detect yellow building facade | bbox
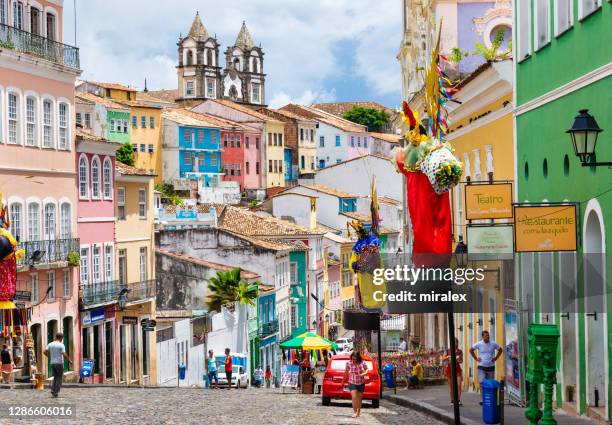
[119,102,163,180]
[114,162,158,385]
[447,60,513,390]
[265,121,286,188]
[340,243,356,309]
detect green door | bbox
[46,320,57,376]
[63,318,71,370]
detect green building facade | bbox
[515,0,611,420]
[106,110,131,143]
[290,250,308,338]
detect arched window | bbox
[58,102,68,149]
[7,92,20,144]
[206,49,213,66]
[91,157,101,198]
[27,202,40,241]
[233,58,240,71]
[25,96,37,146]
[43,203,56,240]
[252,57,259,73]
[9,202,23,241]
[60,203,71,239]
[229,86,238,101]
[79,156,89,198]
[186,50,193,65]
[42,99,53,148]
[103,158,113,199]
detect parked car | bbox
[335,338,353,352]
[321,353,380,408]
[217,365,249,388]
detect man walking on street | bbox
[224,348,232,390]
[43,333,72,398]
[206,349,218,389]
[470,330,502,393]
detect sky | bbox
[63,0,403,109]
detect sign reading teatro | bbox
[514,204,577,252]
[465,183,513,220]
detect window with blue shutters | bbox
[335,135,340,146]
[132,116,137,128]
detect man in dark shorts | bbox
[224,348,232,389]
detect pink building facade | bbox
[0,0,81,379]
[346,132,370,160]
[75,130,120,383]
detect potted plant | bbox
[67,250,80,267]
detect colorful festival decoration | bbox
[349,178,385,310]
[0,191,24,309]
[393,22,463,258]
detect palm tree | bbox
[206,268,259,358]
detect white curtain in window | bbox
[44,203,56,240]
[60,203,71,238]
[9,203,22,241]
[27,203,40,241]
[79,157,88,198]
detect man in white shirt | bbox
[398,337,407,352]
[469,330,502,387]
[44,333,72,397]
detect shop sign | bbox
[13,291,32,302]
[467,225,514,260]
[176,209,197,219]
[82,308,106,326]
[514,204,577,252]
[80,358,95,378]
[465,183,513,220]
[122,316,138,325]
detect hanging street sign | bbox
[467,225,514,259]
[465,182,513,220]
[514,204,577,252]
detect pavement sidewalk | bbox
[383,384,599,425]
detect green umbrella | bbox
[279,332,338,351]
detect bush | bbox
[67,250,80,267]
[116,142,135,166]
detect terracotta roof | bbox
[323,232,352,244]
[271,192,318,200]
[186,109,260,132]
[380,226,399,235]
[318,223,342,234]
[157,249,260,279]
[115,161,156,177]
[75,92,129,110]
[187,12,209,40]
[298,184,359,199]
[340,211,371,222]
[162,108,234,129]
[234,21,255,49]
[312,101,395,116]
[217,205,325,237]
[378,196,400,206]
[226,230,305,251]
[111,99,162,109]
[81,80,137,92]
[163,204,211,214]
[369,132,401,144]
[258,283,276,294]
[136,91,178,107]
[143,89,179,104]
[327,257,340,266]
[456,61,495,89]
[75,128,114,144]
[213,99,283,124]
[279,104,366,133]
[262,108,316,124]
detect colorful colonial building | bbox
[0,0,81,381]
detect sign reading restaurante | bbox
[465,182,513,220]
[514,204,577,252]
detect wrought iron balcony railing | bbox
[81,280,119,307]
[0,23,80,69]
[17,238,80,268]
[80,279,156,308]
[258,320,278,337]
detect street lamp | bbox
[566,109,609,167]
[454,237,468,268]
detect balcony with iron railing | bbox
[0,22,80,69]
[80,279,156,308]
[16,238,80,269]
[258,320,278,338]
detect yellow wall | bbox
[107,88,136,101]
[449,92,513,391]
[340,244,355,305]
[265,122,286,187]
[131,106,163,180]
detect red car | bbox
[321,353,380,408]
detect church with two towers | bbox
[176,12,265,106]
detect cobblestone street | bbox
[0,387,444,425]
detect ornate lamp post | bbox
[566,109,609,167]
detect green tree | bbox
[343,107,389,132]
[206,268,258,313]
[472,27,511,61]
[115,142,135,166]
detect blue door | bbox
[319,159,325,169]
[284,149,293,181]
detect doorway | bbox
[559,252,578,409]
[583,206,606,415]
[62,317,72,370]
[119,325,127,382]
[46,320,58,376]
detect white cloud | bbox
[268,88,336,108]
[65,0,401,104]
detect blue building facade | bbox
[178,126,223,187]
[258,290,278,380]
